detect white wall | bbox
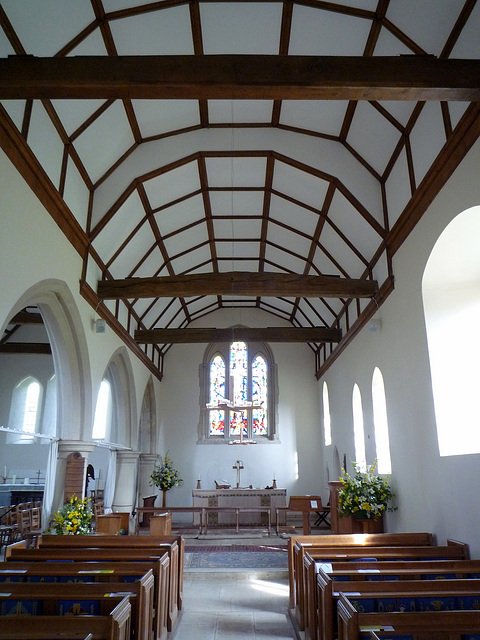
[320,138,480,556]
[3,134,480,552]
[0,148,161,511]
[153,307,325,507]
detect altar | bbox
[192,488,287,527]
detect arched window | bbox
[201,338,277,442]
[322,381,332,446]
[423,205,480,456]
[352,384,366,470]
[372,367,392,474]
[8,377,42,443]
[92,379,112,441]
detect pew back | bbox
[316,561,480,640]
[337,592,480,640]
[3,555,171,640]
[287,533,435,608]
[38,534,185,611]
[0,593,131,640]
[294,542,469,630]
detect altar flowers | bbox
[150,452,183,507]
[338,461,396,520]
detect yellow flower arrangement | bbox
[47,495,93,535]
[150,452,183,491]
[338,461,396,520]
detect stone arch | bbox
[138,377,157,454]
[101,347,137,448]
[1,279,91,441]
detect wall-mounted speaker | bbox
[94,319,106,334]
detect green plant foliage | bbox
[150,452,183,491]
[338,461,396,520]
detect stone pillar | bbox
[112,450,141,534]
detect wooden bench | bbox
[0,578,153,640]
[6,545,179,634]
[295,540,469,632]
[0,591,131,640]
[316,558,480,640]
[0,560,169,640]
[287,532,436,609]
[366,629,480,640]
[298,540,469,633]
[38,534,184,612]
[337,591,480,640]
[0,634,93,640]
[317,574,480,640]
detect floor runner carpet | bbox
[184,550,288,569]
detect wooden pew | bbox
[316,558,480,640]
[295,539,468,632]
[0,634,93,640]
[366,630,480,640]
[38,534,185,611]
[287,532,436,609]
[337,592,480,640]
[317,575,480,640]
[0,560,169,640]
[0,580,152,640]
[6,546,178,634]
[0,592,131,640]
[1,635,94,640]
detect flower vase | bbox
[162,489,167,509]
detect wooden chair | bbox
[19,507,42,548]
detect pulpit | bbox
[329,480,383,534]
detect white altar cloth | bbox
[192,488,287,526]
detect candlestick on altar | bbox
[233,459,244,488]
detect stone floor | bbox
[169,531,296,640]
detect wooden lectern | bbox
[286,496,326,535]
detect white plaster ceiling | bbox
[0,0,479,376]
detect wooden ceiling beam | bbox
[0,343,52,354]
[135,326,342,344]
[98,272,378,299]
[0,56,479,101]
[9,311,43,325]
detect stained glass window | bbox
[205,340,272,441]
[209,355,226,436]
[252,355,267,435]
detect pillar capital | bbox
[57,439,96,459]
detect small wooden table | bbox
[202,506,271,535]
